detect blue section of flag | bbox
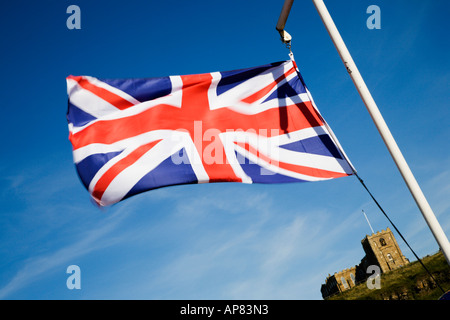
[124,148,198,200]
[67,102,97,128]
[76,151,123,188]
[280,135,343,159]
[237,152,307,184]
[102,77,172,102]
[216,62,284,96]
[264,77,307,102]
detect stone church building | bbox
[321,227,409,299]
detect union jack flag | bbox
[67,59,354,206]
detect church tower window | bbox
[341,277,349,289]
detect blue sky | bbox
[0,0,449,300]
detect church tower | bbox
[361,227,409,273]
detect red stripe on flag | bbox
[70,100,323,151]
[179,73,243,183]
[241,66,297,104]
[92,139,162,203]
[68,76,136,110]
[235,141,348,179]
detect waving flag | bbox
[67,59,354,206]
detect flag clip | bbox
[279,29,292,43]
[278,29,293,56]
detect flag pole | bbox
[362,210,375,235]
[275,0,294,43]
[309,0,450,264]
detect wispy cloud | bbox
[112,194,371,300]
[0,162,142,299]
[0,201,133,299]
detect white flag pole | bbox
[310,0,450,264]
[362,210,375,235]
